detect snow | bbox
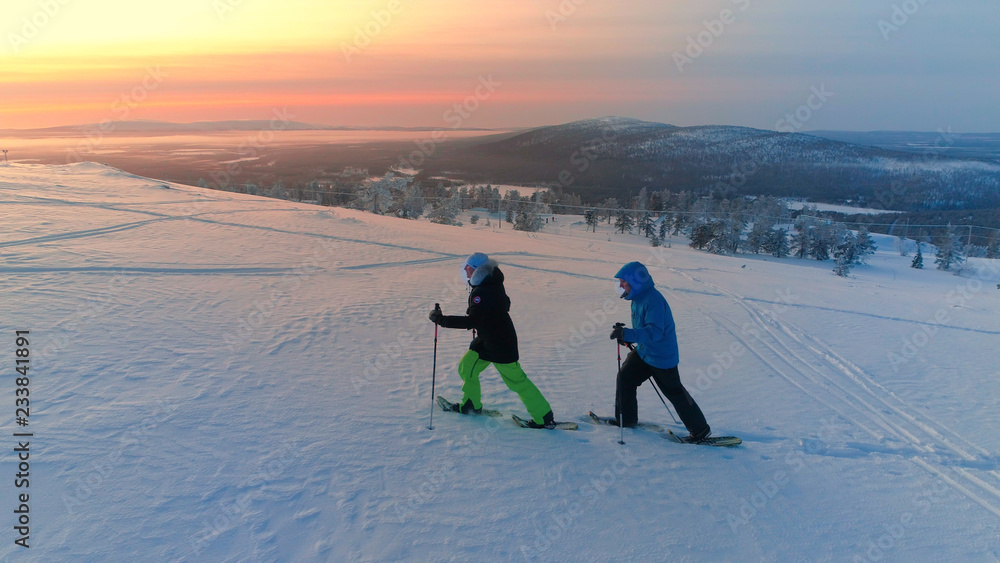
[2,162,1000,561]
[786,200,902,215]
[455,183,547,197]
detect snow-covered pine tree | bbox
[986,231,1000,259]
[400,182,425,219]
[744,221,772,254]
[895,236,910,257]
[632,189,648,231]
[688,223,716,250]
[427,190,461,225]
[935,224,966,271]
[768,228,791,258]
[833,232,858,277]
[270,181,287,200]
[854,226,877,264]
[790,227,811,259]
[640,212,655,238]
[809,223,837,261]
[514,208,544,232]
[658,217,668,241]
[709,218,742,255]
[602,198,619,224]
[584,209,598,232]
[355,173,405,215]
[911,243,923,269]
[671,212,686,236]
[502,191,519,224]
[615,210,634,234]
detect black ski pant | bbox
[615,350,710,437]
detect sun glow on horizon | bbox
[3,0,672,129]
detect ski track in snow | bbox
[670,268,1000,520]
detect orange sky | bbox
[3,1,998,131]
[3,0,678,129]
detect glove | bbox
[429,308,443,324]
[609,325,625,342]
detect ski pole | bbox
[428,303,441,430]
[616,336,624,445]
[649,375,680,424]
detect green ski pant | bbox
[459,350,552,424]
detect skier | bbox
[430,252,556,428]
[608,261,712,443]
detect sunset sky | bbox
[3,0,998,131]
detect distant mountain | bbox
[806,130,1000,161]
[1,120,498,135]
[484,116,677,156]
[420,117,1000,212]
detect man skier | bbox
[608,261,712,443]
[430,252,556,428]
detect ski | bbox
[588,412,664,432]
[436,396,503,417]
[663,428,742,447]
[511,414,579,431]
[589,412,741,447]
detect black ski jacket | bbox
[438,264,519,364]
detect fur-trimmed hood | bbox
[469,258,500,286]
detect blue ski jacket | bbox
[615,262,679,369]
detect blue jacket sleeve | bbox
[623,295,669,346]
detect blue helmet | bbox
[614,261,654,300]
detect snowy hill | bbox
[433,118,1000,210]
[2,162,1000,561]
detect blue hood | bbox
[615,261,654,300]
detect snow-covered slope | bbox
[2,163,999,561]
[468,118,1000,210]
